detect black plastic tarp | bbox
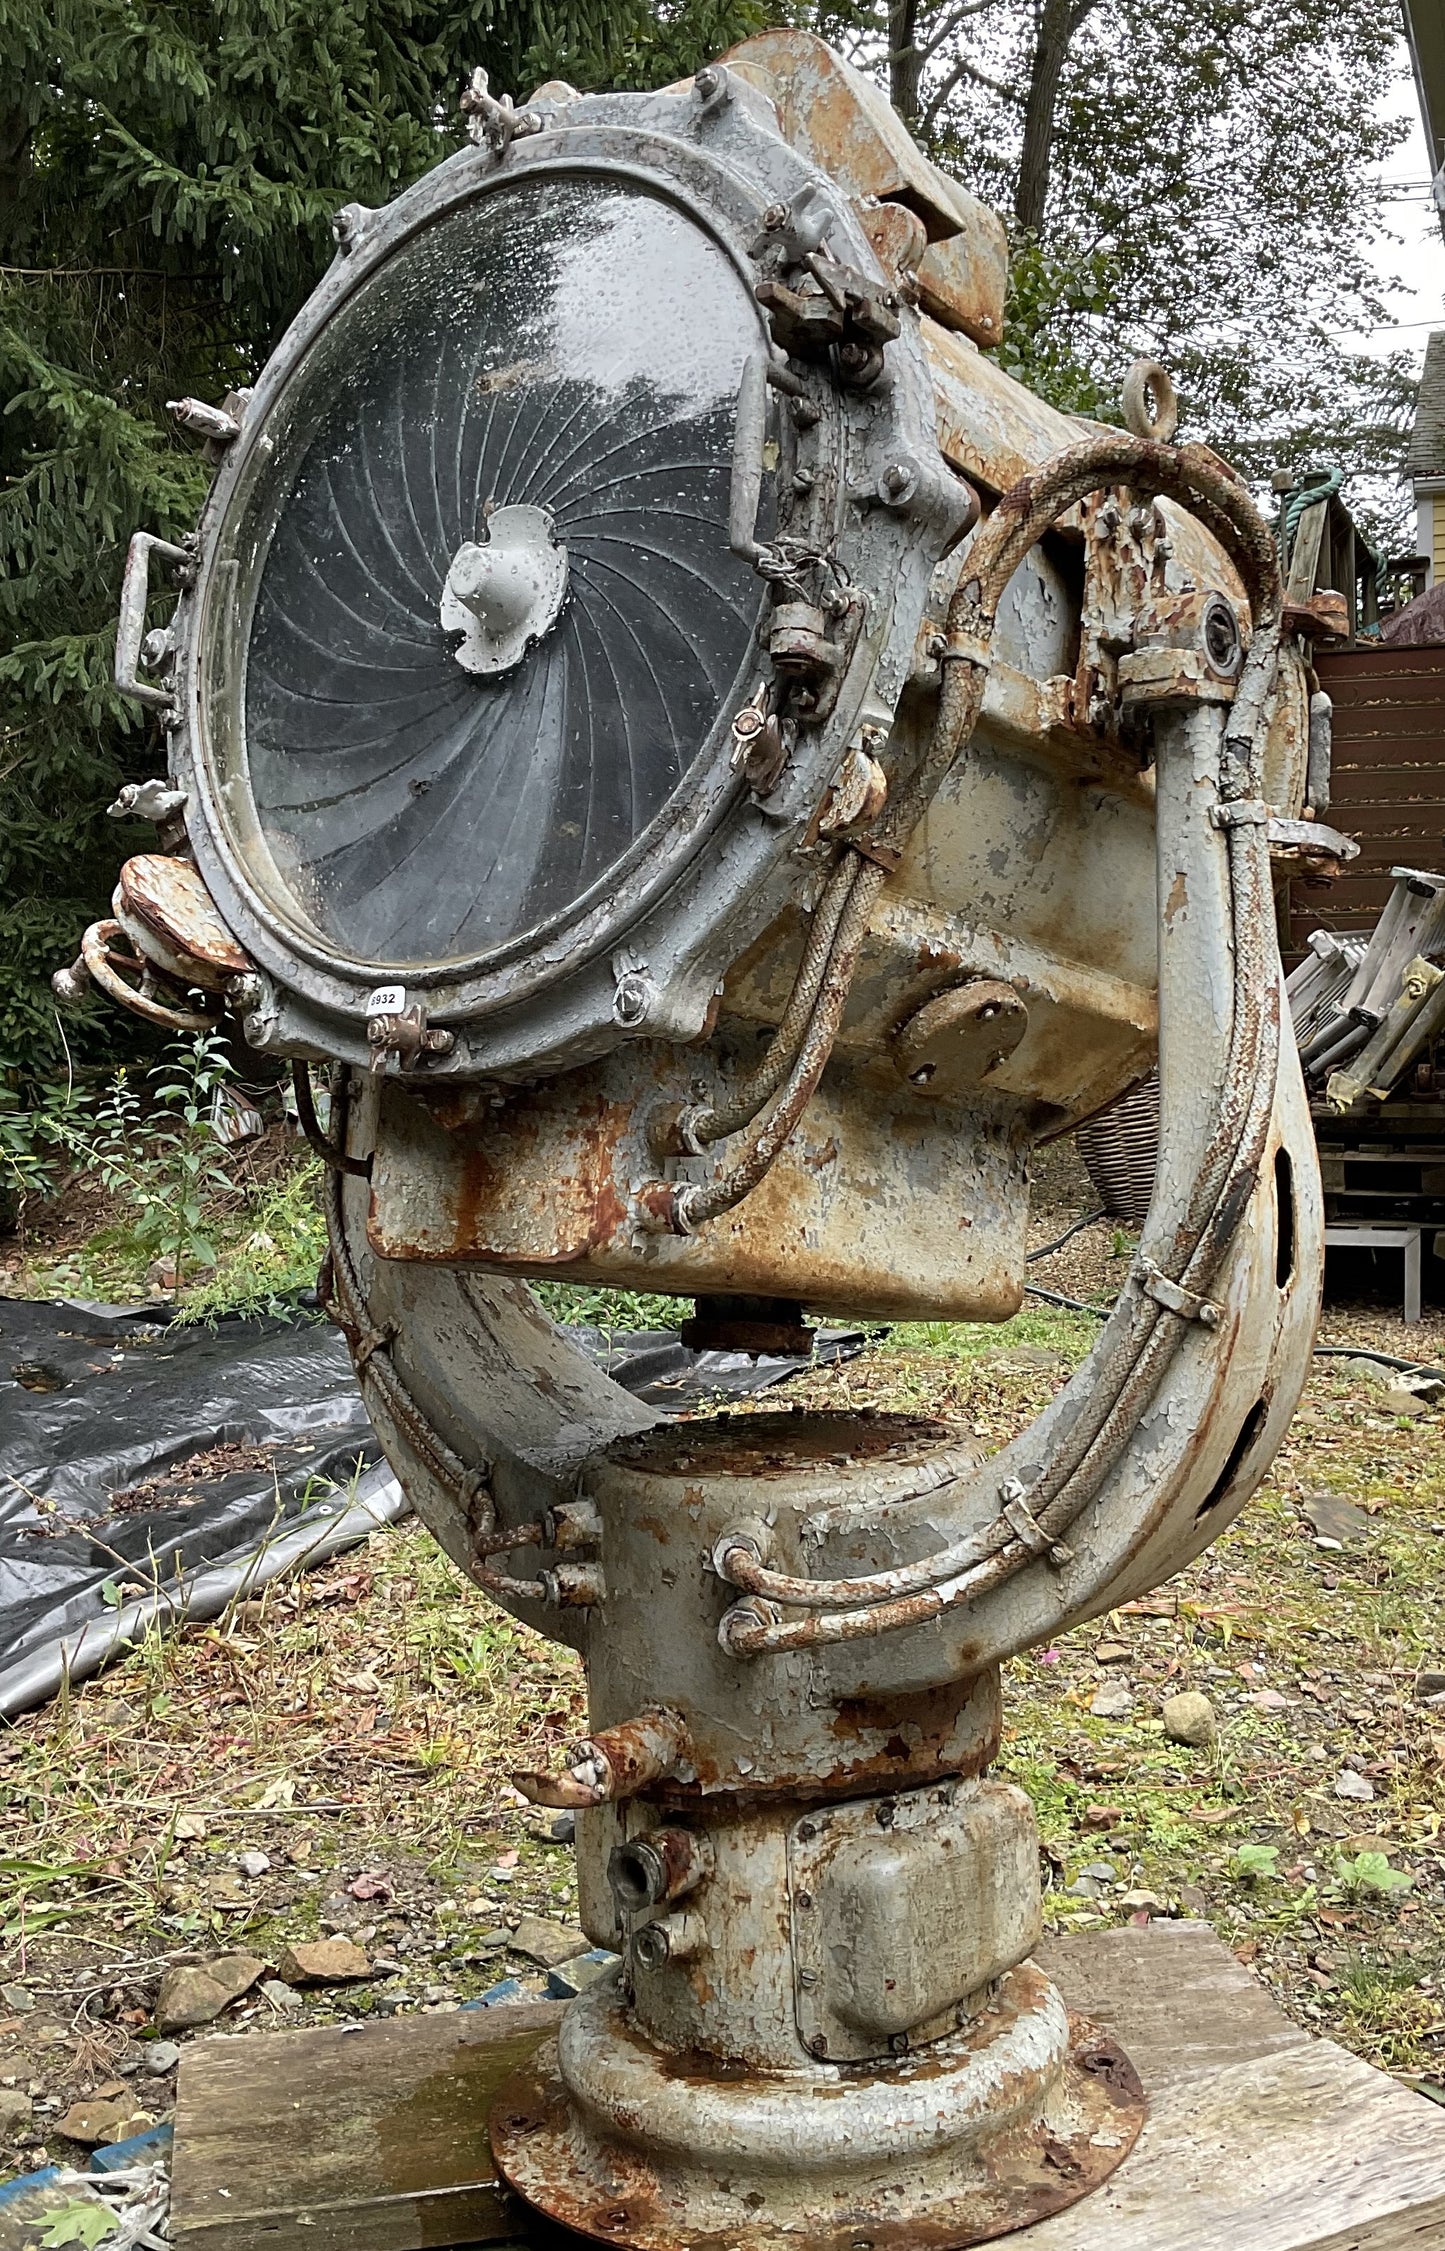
[0,1297,862,1715]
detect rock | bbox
[1080,1861,1117,1883]
[174,1814,207,1842]
[550,1814,577,1845]
[1415,1669,1445,1701]
[142,2041,181,2076]
[55,2099,126,2145]
[474,1929,511,1955]
[1119,1889,1166,1913]
[1301,1491,1371,1544]
[1381,1385,1432,1419]
[1093,1641,1131,1664]
[275,1938,372,1986]
[1250,1688,1291,1713]
[205,1874,251,1910]
[1065,1876,1104,1899]
[1334,1768,1376,1803]
[156,1953,265,2032]
[0,2087,32,2137]
[259,1979,305,2014]
[1090,1682,1134,1721]
[236,1850,271,1878]
[1176,1883,1209,1915]
[1162,1690,1218,1747]
[509,1917,590,1970]
[99,2109,154,2144]
[0,1985,34,2014]
[1344,1355,1393,1387]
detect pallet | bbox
[170,1923,1445,2251]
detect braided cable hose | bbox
[672,855,888,1231]
[684,849,860,1147]
[720,433,1288,1652]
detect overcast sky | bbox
[1364,35,1445,364]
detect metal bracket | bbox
[1136,1256,1221,1327]
[998,1479,1073,1567]
[460,67,542,160]
[1209,800,1271,830]
[365,988,456,1073]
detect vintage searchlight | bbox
[83,31,1332,2248]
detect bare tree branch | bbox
[922,50,1015,132]
[915,0,1011,63]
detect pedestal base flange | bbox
[490,1964,1145,2251]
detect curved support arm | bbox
[321,427,1319,1708]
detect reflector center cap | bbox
[440,504,569,676]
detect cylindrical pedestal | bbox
[493,1963,1142,2251]
[490,1413,1145,2247]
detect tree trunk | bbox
[1014,0,1084,236]
[890,0,922,129]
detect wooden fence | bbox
[1289,643,1445,951]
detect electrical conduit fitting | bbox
[511,1709,691,1809]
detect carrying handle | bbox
[729,349,808,571]
[729,345,774,570]
[115,531,189,709]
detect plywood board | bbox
[171,1926,1445,2251]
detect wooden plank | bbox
[1020,2042,1445,2251]
[171,1928,1445,2251]
[170,2001,565,2251]
[1035,1921,1309,2085]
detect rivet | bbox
[808,2032,828,2057]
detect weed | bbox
[86,1032,238,1285]
[175,1156,328,1324]
[532,1281,684,1331]
[1336,1851,1414,1899]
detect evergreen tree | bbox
[0,0,759,1079]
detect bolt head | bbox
[613,973,651,1027]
